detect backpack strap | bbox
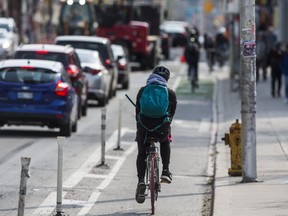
[137,113,170,132]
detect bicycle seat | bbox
[146,137,160,143]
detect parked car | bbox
[13,44,88,119]
[111,44,130,90]
[0,59,78,136]
[75,49,111,106]
[54,35,118,98]
[0,28,17,59]
[0,17,19,50]
[160,21,191,47]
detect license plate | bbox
[17,92,33,99]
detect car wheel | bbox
[59,120,72,137]
[72,119,77,132]
[82,99,88,117]
[122,80,129,90]
[77,96,82,119]
[98,95,108,107]
[113,86,117,97]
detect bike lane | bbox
[84,62,216,216]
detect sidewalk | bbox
[213,66,288,215]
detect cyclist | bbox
[184,37,200,86]
[135,66,177,203]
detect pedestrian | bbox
[256,31,267,82]
[280,44,288,103]
[134,66,177,204]
[184,37,200,82]
[267,42,283,97]
[262,26,278,81]
[215,27,229,67]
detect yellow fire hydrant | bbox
[222,119,242,176]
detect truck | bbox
[95,1,165,69]
[57,0,97,36]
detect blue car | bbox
[0,59,78,136]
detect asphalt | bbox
[212,64,288,216]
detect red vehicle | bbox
[95,3,162,69]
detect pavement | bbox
[212,64,288,216]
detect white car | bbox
[0,17,19,58]
[0,29,16,59]
[75,49,112,107]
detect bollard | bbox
[56,136,66,216]
[18,157,31,216]
[97,108,109,168]
[222,119,242,176]
[114,99,124,151]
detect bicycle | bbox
[145,137,161,215]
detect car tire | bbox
[82,99,88,117]
[72,120,77,132]
[77,96,82,119]
[122,80,129,90]
[59,120,72,137]
[98,96,108,107]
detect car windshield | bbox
[61,3,90,23]
[14,51,69,67]
[0,67,58,84]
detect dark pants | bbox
[256,60,267,82]
[271,69,282,97]
[136,122,171,182]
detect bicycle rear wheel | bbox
[150,156,156,215]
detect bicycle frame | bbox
[145,138,161,215]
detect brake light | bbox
[36,50,48,55]
[105,59,111,65]
[66,65,79,77]
[20,66,35,70]
[55,81,69,97]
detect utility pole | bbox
[240,0,257,182]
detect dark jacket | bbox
[268,45,283,75]
[280,50,288,76]
[184,41,200,66]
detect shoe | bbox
[135,181,146,204]
[161,169,172,184]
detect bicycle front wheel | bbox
[150,156,156,215]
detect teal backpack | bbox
[138,84,170,131]
[140,84,169,118]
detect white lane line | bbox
[77,143,137,216]
[32,192,67,215]
[32,128,131,216]
[172,75,181,91]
